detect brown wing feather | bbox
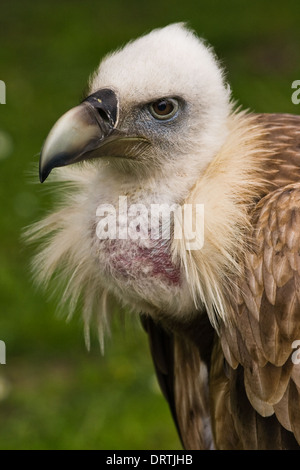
[140,314,183,445]
[219,113,300,448]
[172,333,214,449]
[141,313,216,449]
[143,114,300,449]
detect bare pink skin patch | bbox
[101,238,181,286]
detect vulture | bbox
[27,23,300,450]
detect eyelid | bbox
[149,98,179,120]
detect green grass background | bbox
[0,0,300,450]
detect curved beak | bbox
[39,88,119,183]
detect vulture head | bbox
[28,24,300,450]
[40,23,230,183]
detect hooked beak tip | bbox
[38,88,119,183]
[39,171,47,184]
[39,152,52,183]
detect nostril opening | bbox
[97,108,110,122]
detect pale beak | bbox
[39,88,120,183]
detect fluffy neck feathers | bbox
[172,109,272,330]
[26,110,272,347]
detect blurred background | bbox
[0,0,300,450]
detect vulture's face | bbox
[40,24,231,183]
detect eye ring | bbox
[149,98,179,120]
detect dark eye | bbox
[149,98,179,120]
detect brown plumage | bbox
[143,114,300,449]
[27,25,300,450]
